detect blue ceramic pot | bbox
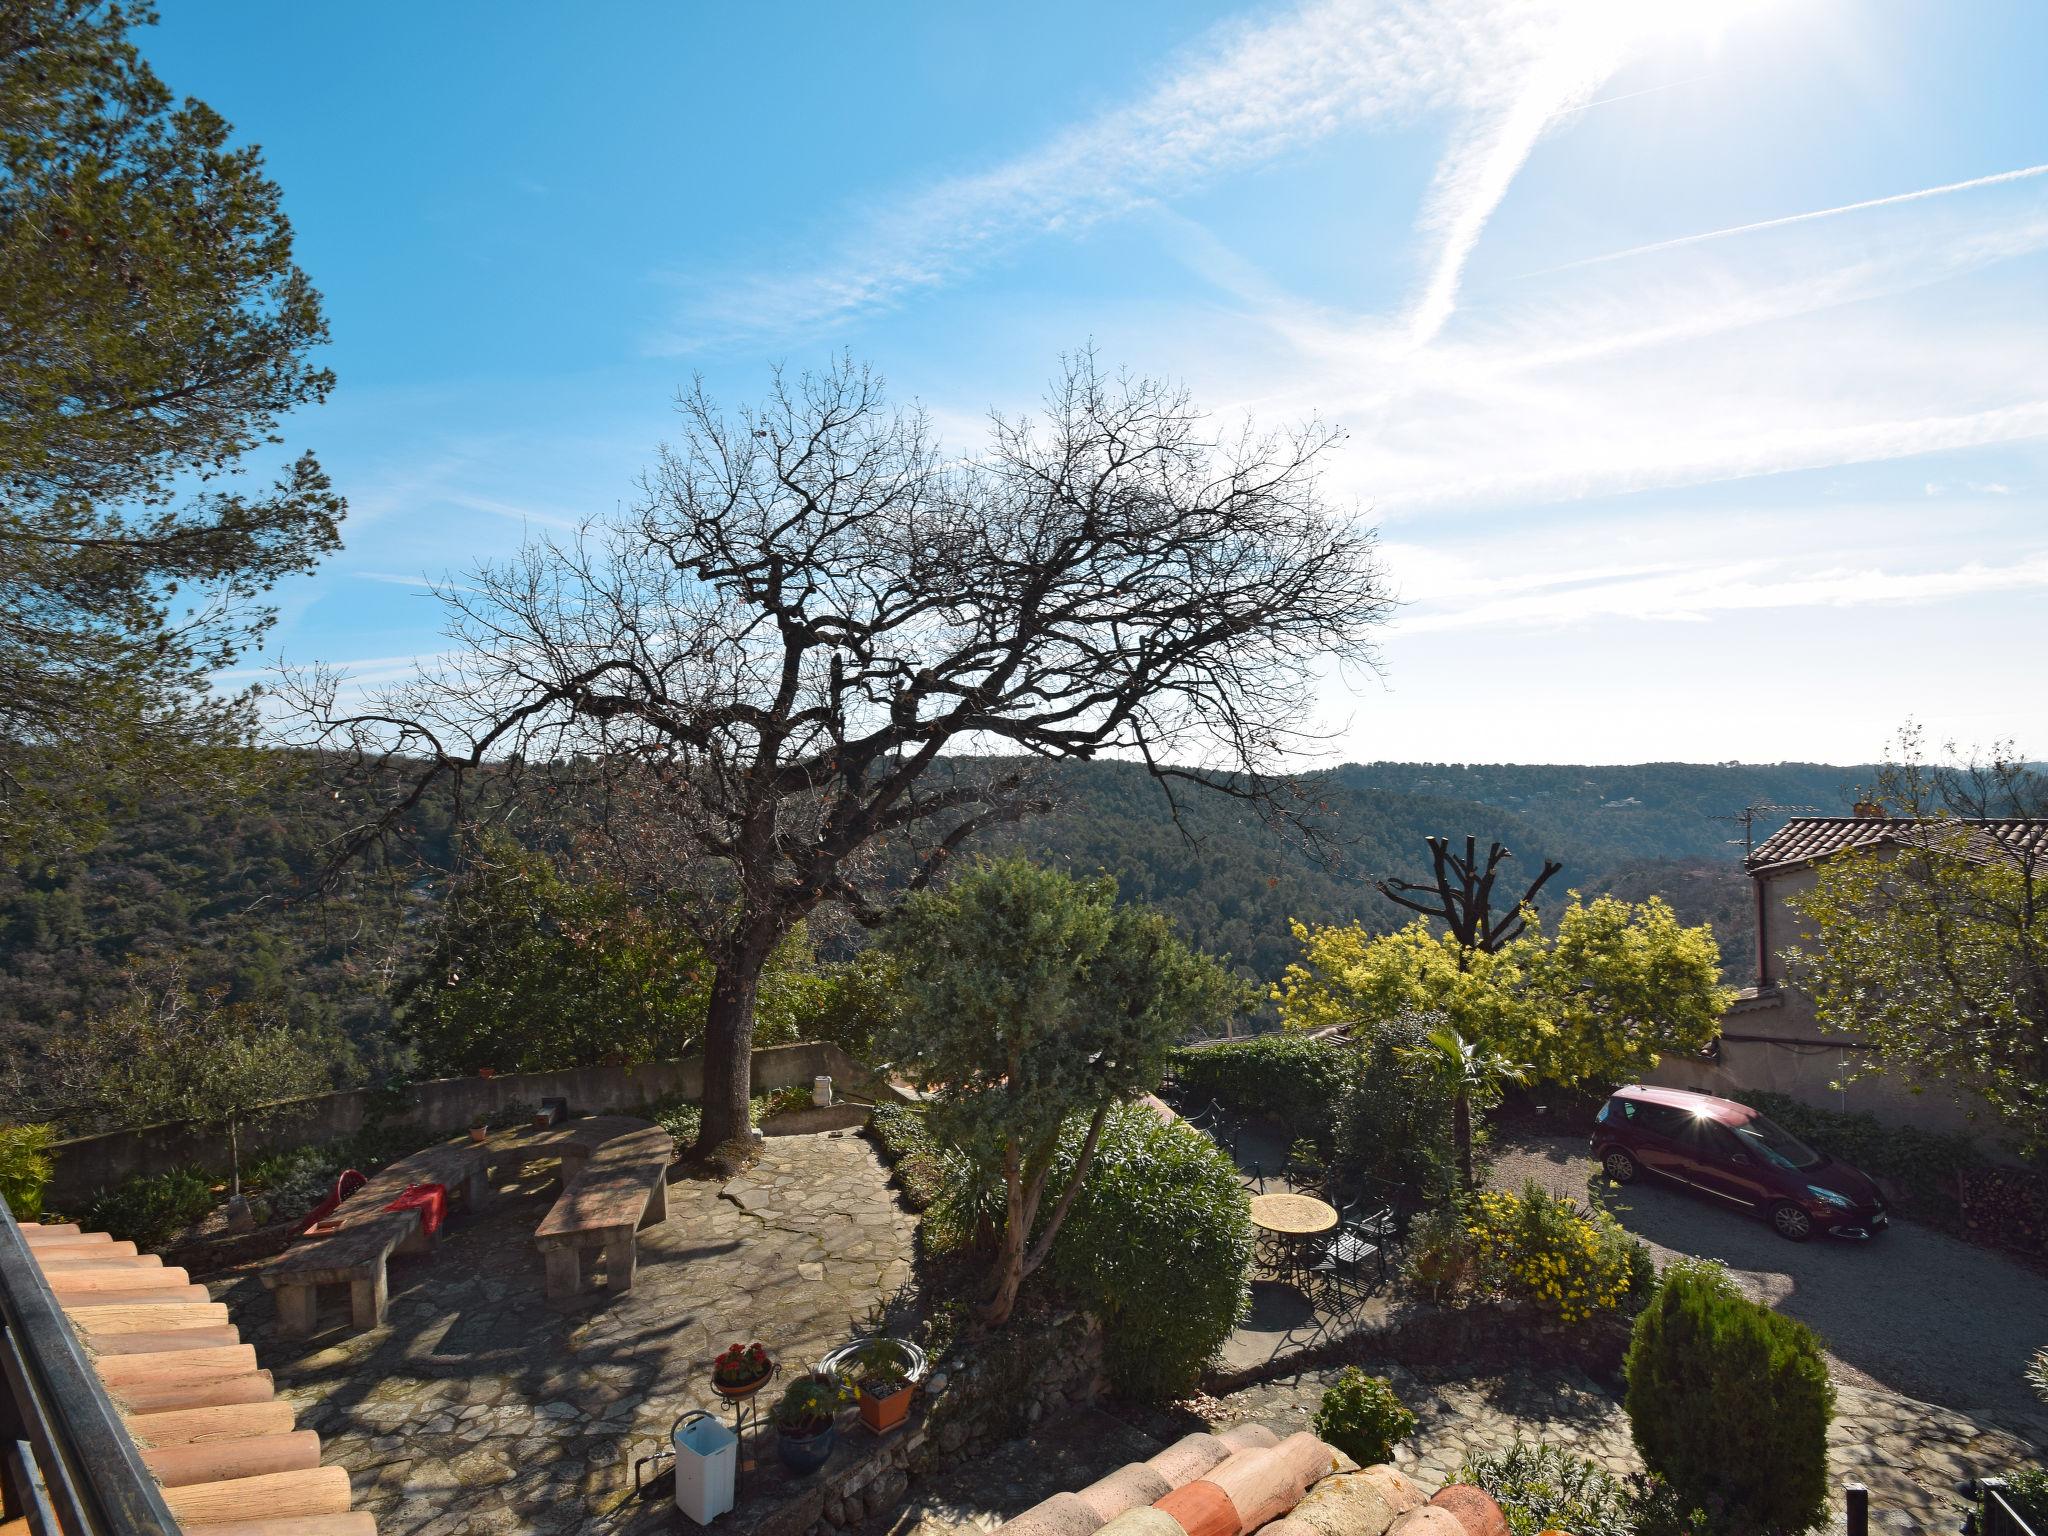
[776,1421,835,1475]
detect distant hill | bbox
[982,758,1867,979]
[0,754,1866,1076]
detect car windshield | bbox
[1729,1112,1822,1170]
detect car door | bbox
[1683,1121,1772,1208]
[1624,1102,1694,1180]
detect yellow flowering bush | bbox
[1465,1181,1648,1324]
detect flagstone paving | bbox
[209,1131,920,1536]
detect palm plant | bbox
[1399,1025,1530,1188]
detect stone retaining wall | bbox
[45,1041,896,1204]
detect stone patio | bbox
[209,1131,919,1536]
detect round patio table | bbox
[1249,1192,1337,1236]
[1249,1192,1336,1289]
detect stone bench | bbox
[262,1140,492,1336]
[517,1120,673,1298]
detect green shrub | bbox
[1994,1467,2048,1530]
[927,1101,1251,1398]
[1169,1033,1351,1136]
[1332,1024,1455,1202]
[1458,1441,1634,1536]
[0,1123,56,1219]
[1046,1105,1253,1400]
[1468,1181,1652,1324]
[868,1102,956,1213]
[1405,1200,1484,1303]
[1625,1258,1834,1534]
[648,1096,703,1149]
[83,1167,217,1248]
[1312,1368,1415,1466]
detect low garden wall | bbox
[44,1041,890,1205]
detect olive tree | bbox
[881,858,1243,1323]
[295,353,1388,1153]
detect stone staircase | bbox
[21,1220,373,1536]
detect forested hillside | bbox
[0,754,1864,1076]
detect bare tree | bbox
[293,354,1390,1152]
[1376,835,1563,963]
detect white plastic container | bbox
[672,1412,736,1524]
[813,1074,834,1108]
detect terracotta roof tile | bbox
[1748,816,2048,872]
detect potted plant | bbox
[468,1114,490,1144]
[711,1341,773,1399]
[771,1372,849,1474]
[847,1338,916,1434]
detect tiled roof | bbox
[1749,816,2048,872]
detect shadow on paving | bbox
[209,1132,922,1536]
[1492,1131,2048,1432]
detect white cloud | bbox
[1549,161,2048,273]
[659,0,1605,350]
[1397,550,2048,633]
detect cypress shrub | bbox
[1624,1259,1834,1533]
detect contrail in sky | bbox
[1547,161,2048,271]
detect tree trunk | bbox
[1453,1091,1474,1189]
[696,948,767,1154]
[981,1137,1032,1325]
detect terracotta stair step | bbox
[36,1251,162,1271]
[59,1284,211,1307]
[160,1466,353,1527]
[20,1227,114,1246]
[19,1222,84,1238]
[43,1264,192,1292]
[125,1400,299,1448]
[111,1372,274,1416]
[87,1325,245,1356]
[179,1516,376,1536]
[33,1243,147,1263]
[96,1345,257,1387]
[142,1430,322,1488]
[66,1300,231,1333]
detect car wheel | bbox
[1770,1201,1814,1242]
[1602,1149,1639,1184]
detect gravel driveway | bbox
[1489,1131,2048,1433]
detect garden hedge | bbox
[1169,1032,1352,1137]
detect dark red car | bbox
[1590,1084,1889,1242]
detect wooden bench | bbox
[261,1142,491,1337]
[503,1119,673,1298]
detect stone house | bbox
[1647,810,2045,1142]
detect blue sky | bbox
[151,0,2048,765]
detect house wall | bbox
[44,1040,892,1206]
[1646,857,2002,1146]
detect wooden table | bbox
[1248,1192,1337,1235]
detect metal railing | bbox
[0,1195,180,1535]
[1974,1479,2044,1536]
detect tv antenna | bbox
[1713,803,1822,861]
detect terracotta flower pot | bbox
[858,1379,913,1434]
[712,1369,772,1401]
[468,1126,488,1144]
